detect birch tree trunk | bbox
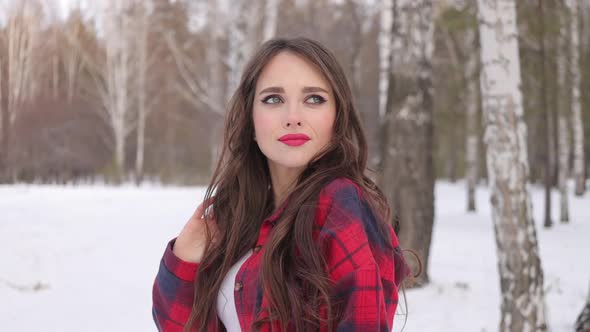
[133,1,151,184]
[7,4,40,121]
[557,98,571,224]
[262,0,280,42]
[464,26,480,212]
[344,0,363,102]
[207,0,228,173]
[51,27,59,100]
[568,0,586,196]
[1,2,42,181]
[62,10,84,104]
[537,0,554,229]
[380,0,435,286]
[226,0,263,100]
[104,2,134,183]
[376,0,394,172]
[164,0,231,174]
[378,0,393,120]
[477,0,547,330]
[0,59,7,183]
[557,1,571,223]
[575,281,590,331]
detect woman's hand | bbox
[173,198,219,263]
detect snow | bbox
[396,181,589,332]
[0,181,588,331]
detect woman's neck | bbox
[268,164,303,209]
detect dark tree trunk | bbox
[379,0,435,287]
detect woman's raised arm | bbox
[152,199,218,332]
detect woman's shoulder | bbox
[317,177,363,206]
[316,178,411,286]
[315,177,372,230]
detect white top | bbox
[216,249,253,331]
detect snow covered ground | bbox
[0,181,588,331]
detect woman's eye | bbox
[306,95,326,104]
[261,95,282,104]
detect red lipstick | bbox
[278,133,310,147]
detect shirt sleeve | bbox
[316,179,407,331]
[152,237,200,332]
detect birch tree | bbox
[567,0,586,196]
[477,0,547,330]
[379,0,435,285]
[0,39,6,182]
[538,0,554,229]
[464,25,480,212]
[557,0,571,223]
[205,0,227,172]
[61,10,85,104]
[0,1,43,181]
[106,0,162,183]
[40,1,62,101]
[376,0,394,174]
[104,2,134,182]
[263,0,280,41]
[440,1,481,212]
[164,0,227,173]
[226,0,264,98]
[378,0,393,120]
[68,2,136,182]
[131,0,159,184]
[575,281,590,331]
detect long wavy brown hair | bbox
[185,37,409,332]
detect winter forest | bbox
[0,0,589,331]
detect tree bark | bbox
[262,0,280,41]
[568,0,586,196]
[557,0,571,223]
[440,5,481,211]
[464,25,481,212]
[575,281,590,332]
[3,2,42,182]
[105,4,132,183]
[63,12,84,104]
[379,0,435,286]
[0,58,8,183]
[378,0,393,120]
[134,1,152,185]
[206,0,227,173]
[477,0,548,330]
[538,0,554,229]
[376,0,394,173]
[226,0,263,100]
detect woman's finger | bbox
[194,201,206,220]
[201,197,216,219]
[193,196,216,221]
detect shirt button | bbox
[253,245,262,253]
[234,281,243,292]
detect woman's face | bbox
[253,51,336,173]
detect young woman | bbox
[152,37,411,332]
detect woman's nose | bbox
[283,103,303,128]
[285,121,302,127]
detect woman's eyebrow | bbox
[259,87,284,95]
[302,86,329,94]
[258,86,329,95]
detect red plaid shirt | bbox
[152,178,410,331]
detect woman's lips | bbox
[278,134,310,147]
[281,139,308,146]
